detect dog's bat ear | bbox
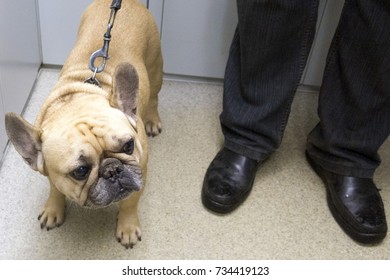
[5,113,44,172]
[114,63,139,120]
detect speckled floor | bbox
[1,69,389,259]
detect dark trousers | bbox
[221,0,390,178]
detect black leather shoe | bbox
[306,151,387,244]
[202,148,261,214]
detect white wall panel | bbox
[0,0,41,155]
[37,0,344,83]
[0,91,5,154]
[303,0,344,86]
[38,0,148,65]
[161,0,237,79]
[38,0,93,65]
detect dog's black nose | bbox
[100,158,124,181]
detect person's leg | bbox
[307,0,390,177]
[306,0,390,243]
[202,0,319,213]
[222,0,319,162]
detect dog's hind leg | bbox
[143,35,163,137]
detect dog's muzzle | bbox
[86,158,142,207]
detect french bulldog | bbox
[5,0,163,249]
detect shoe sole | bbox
[305,151,386,244]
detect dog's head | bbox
[5,63,145,208]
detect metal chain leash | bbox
[84,0,122,87]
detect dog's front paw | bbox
[38,205,65,231]
[116,214,142,249]
[38,185,66,230]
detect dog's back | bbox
[52,0,162,122]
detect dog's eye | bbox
[71,166,90,180]
[122,139,134,155]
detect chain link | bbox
[85,0,122,86]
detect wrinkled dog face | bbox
[41,103,143,208]
[5,64,145,209]
[47,64,144,208]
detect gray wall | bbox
[0,0,41,154]
[38,0,344,86]
[38,0,148,65]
